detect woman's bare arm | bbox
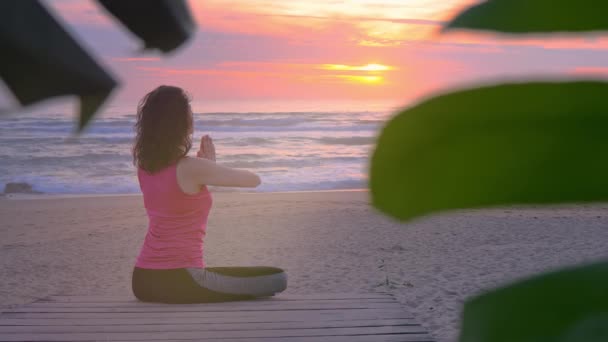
[184,157,261,188]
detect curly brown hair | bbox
[133,85,193,173]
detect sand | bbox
[1,191,607,342]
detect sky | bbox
[6,0,608,113]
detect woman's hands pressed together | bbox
[197,135,216,162]
[189,134,261,188]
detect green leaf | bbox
[559,314,608,342]
[445,0,608,34]
[459,261,608,342]
[370,81,608,221]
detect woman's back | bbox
[131,85,285,304]
[136,160,212,269]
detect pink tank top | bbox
[135,159,212,269]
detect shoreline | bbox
[0,188,369,200]
[3,189,606,212]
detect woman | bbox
[131,85,287,303]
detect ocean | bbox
[0,110,391,194]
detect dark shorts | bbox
[132,266,287,304]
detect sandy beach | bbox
[1,191,607,342]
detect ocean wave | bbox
[196,117,308,127]
[217,136,373,147]
[3,122,378,135]
[220,156,362,169]
[200,110,380,117]
[2,116,380,136]
[1,111,382,195]
[199,125,378,133]
[317,136,374,146]
[62,136,134,145]
[4,153,131,166]
[1,118,134,130]
[221,153,265,160]
[220,137,276,146]
[256,179,366,192]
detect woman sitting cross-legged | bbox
[131,85,287,303]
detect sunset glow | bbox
[320,64,393,72]
[40,0,608,112]
[336,75,384,84]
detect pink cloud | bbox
[45,0,608,108]
[570,67,608,77]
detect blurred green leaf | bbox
[459,261,608,342]
[370,81,608,221]
[445,0,608,34]
[559,314,608,342]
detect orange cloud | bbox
[53,0,608,51]
[190,0,608,51]
[189,0,472,45]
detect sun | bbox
[337,75,383,84]
[320,63,393,71]
[317,63,392,85]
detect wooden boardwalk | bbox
[0,292,434,341]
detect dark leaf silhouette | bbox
[0,0,116,130]
[98,0,195,53]
[0,0,195,131]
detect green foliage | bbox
[370,81,608,221]
[445,0,608,34]
[459,261,608,342]
[371,1,608,342]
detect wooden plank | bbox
[7,335,436,342]
[0,293,434,341]
[0,319,424,333]
[18,301,400,309]
[58,335,435,342]
[27,297,395,306]
[5,303,403,313]
[0,325,428,341]
[44,293,391,302]
[0,317,419,326]
[23,299,396,310]
[1,308,410,320]
[112,337,434,342]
